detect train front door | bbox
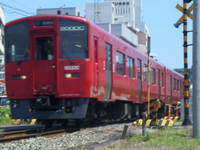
[32,34,56,95]
[105,43,112,100]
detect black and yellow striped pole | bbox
[182,0,192,126]
[175,0,193,125]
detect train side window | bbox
[127,56,134,78]
[143,64,148,82]
[173,78,176,90]
[116,51,125,75]
[105,43,112,71]
[177,79,179,90]
[137,59,142,80]
[177,80,180,90]
[94,38,98,62]
[158,69,161,86]
[170,75,173,91]
[161,72,164,87]
[151,68,156,84]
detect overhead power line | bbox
[4,10,28,17]
[0,2,34,16]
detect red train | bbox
[5,15,183,124]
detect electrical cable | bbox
[0,2,34,16]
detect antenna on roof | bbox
[57,10,61,15]
[59,4,66,8]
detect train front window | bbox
[60,20,88,59]
[36,37,53,60]
[5,22,29,62]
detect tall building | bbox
[0,6,5,96]
[85,0,149,52]
[86,0,145,32]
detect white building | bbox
[85,0,149,52]
[37,7,80,16]
[0,6,5,55]
[86,0,145,32]
[0,55,4,81]
[0,7,5,96]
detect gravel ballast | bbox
[0,123,137,150]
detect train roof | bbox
[6,15,89,27]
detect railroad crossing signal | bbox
[174,1,193,126]
[174,4,193,28]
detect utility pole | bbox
[193,0,200,138]
[147,36,151,116]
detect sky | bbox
[0,0,193,69]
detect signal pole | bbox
[175,0,193,125]
[182,0,192,126]
[193,0,200,138]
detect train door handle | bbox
[103,61,106,71]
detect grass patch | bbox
[129,127,200,148]
[0,107,15,125]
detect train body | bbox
[5,15,184,121]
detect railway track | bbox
[0,117,179,143]
[0,120,130,143]
[0,125,71,142]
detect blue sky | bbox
[1,0,193,69]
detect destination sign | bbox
[60,26,85,31]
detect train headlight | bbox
[20,75,27,80]
[64,73,80,78]
[13,75,27,80]
[65,73,72,78]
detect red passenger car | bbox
[5,15,184,123]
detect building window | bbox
[116,51,125,75]
[0,73,4,80]
[2,34,5,46]
[127,56,134,78]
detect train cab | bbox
[5,15,94,119]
